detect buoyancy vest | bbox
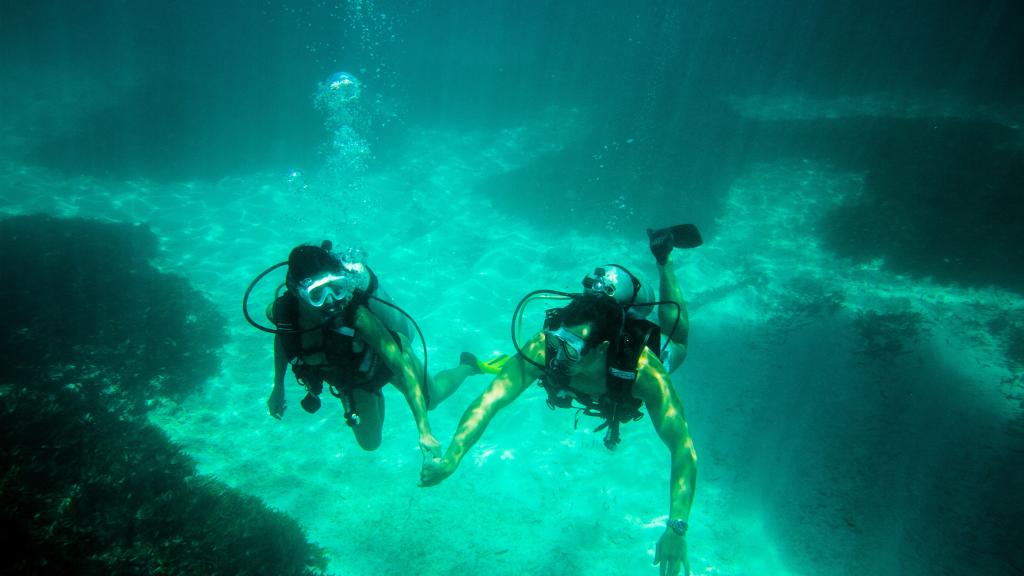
[272,289,398,399]
[538,308,661,450]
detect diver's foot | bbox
[647,227,673,265]
[460,352,483,375]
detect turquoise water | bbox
[2,2,1023,575]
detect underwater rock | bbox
[0,214,329,576]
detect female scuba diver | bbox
[243,241,496,456]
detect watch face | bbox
[668,519,688,535]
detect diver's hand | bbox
[419,455,456,487]
[267,386,286,420]
[419,433,442,461]
[654,529,689,576]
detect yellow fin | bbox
[478,354,510,374]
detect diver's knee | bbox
[351,413,384,451]
[355,431,383,451]
[359,440,383,452]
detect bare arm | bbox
[273,336,288,386]
[420,333,545,486]
[634,349,696,575]
[354,305,433,440]
[267,335,289,419]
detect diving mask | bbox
[544,327,586,373]
[295,261,367,308]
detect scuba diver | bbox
[243,241,501,457]
[420,225,702,576]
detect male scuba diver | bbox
[243,241,498,457]
[421,225,702,576]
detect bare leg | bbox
[657,254,690,369]
[426,364,477,410]
[344,388,385,451]
[396,342,478,411]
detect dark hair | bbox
[287,245,341,283]
[559,293,623,348]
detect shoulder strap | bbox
[598,318,660,450]
[605,318,660,403]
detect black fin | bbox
[647,224,702,265]
[667,224,703,248]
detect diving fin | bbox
[479,354,510,374]
[653,224,702,248]
[647,224,703,265]
[460,352,510,375]
[668,224,702,248]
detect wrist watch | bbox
[667,518,688,535]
